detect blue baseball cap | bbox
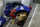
[0,17,6,27]
[16,5,30,13]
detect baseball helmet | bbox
[15,5,31,15]
[4,3,12,17]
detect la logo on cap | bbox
[21,6,24,10]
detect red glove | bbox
[10,9,16,18]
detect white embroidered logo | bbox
[21,6,24,10]
[0,21,2,25]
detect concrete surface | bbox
[23,3,37,27]
[29,4,40,27]
[24,4,40,27]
